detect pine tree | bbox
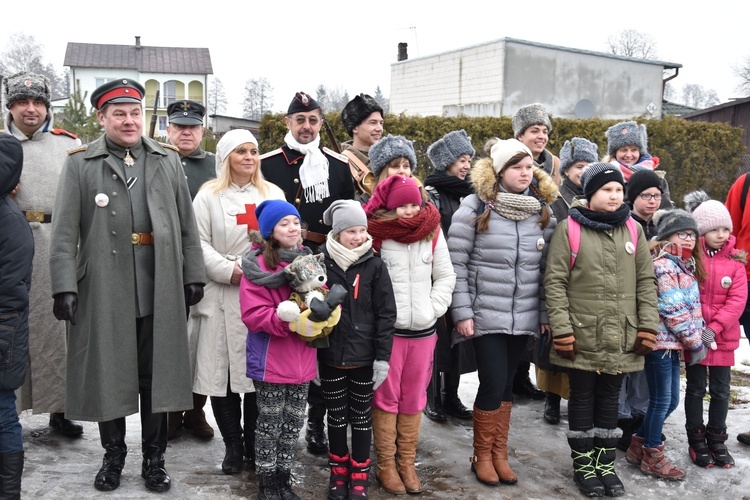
[56,80,101,142]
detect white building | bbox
[389,37,681,120]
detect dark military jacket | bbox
[181,147,216,200]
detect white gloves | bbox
[372,360,390,391]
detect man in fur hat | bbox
[2,71,85,437]
[340,93,384,165]
[512,103,560,185]
[261,91,354,455]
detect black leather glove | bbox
[184,283,204,307]
[53,292,78,325]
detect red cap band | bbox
[96,87,143,109]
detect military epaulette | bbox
[260,148,283,160]
[67,145,89,155]
[51,128,78,140]
[160,143,180,152]
[322,147,349,164]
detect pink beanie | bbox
[364,175,422,216]
[692,200,733,235]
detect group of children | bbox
[231,111,748,500]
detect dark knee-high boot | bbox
[140,390,171,492]
[95,418,127,491]
[183,393,214,438]
[211,392,244,474]
[243,391,258,467]
[0,451,24,499]
[443,371,472,419]
[424,368,447,422]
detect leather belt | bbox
[24,210,52,223]
[301,230,326,244]
[131,232,154,245]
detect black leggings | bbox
[568,368,624,431]
[473,334,529,411]
[320,363,374,462]
[684,364,731,430]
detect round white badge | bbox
[95,193,109,207]
[625,241,635,255]
[536,237,545,251]
[721,276,732,289]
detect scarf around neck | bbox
[562,177,584,197]
[489,191,542,221]
[423,172,474,199]
[325,232,373,272]
[284,131,330,203]
[368,202,442,245]
[240,245,312,288]
[569,203,631,231]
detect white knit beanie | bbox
[692,200,733,235]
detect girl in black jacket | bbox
[318,199,397,500]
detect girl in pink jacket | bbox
[684,192,747,469]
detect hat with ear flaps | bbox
[427,130,476,172]
[511,103,552,138]
[559,137,598,175]
[606,121,648,157]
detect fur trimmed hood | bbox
[470,156,558,205]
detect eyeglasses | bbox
[292,116,321,126]
[676,231,697,241]
[638,193,662,201]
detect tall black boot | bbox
[706,426,735,468]
[616,414,643,451]
[140,390,171,492]
[212,391,244,474]
[95,418,127,491]
[306,384,328,454]
[442,371,472,419]
[593,428,625,497]
[512,361,545,400]
[567,430,605,497]
[686,424,714,468]
[0,451,24,499]
[424,368,447,422]
[243,391,258,468]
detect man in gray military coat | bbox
[49,78,206,493]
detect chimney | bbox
[397,43,408,62]
[135,36,141,48]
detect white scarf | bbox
[326,231,372,272]
[284,131,330,203]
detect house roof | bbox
[392,36,681,70]
[681,95,750,119]
[662,100,698,117]
[64,42,213,75]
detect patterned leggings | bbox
[253,380,309,474]
[320,364,374,462]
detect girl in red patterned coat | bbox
[683,191,747,468]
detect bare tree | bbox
[242,77,274,120]
[207,76,228,117]
[733,55,750,96]
[607,29,658,59]
[663,82,677,102]
[313,85,350,112]
[0,32,67,105]
[682,84,720,109]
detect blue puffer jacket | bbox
[0,134,33,391]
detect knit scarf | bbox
[568,203,631,231]
[423,171,474,199]
[325,232,373,272]
[368,202,441,244]
[284,131,330,203]
[612,153,658,182]
[488,192,542,221]
[240,245,312,288]
[562,178,584,197]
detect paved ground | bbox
[18,351,750,499]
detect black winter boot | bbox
[49,412,84,437]
[594,428,625,497]
[424,368,447,422]
[349,457,371,499]
[706,427,735,468]
[512,361,545,399]
[543,392,561,424]
[95,418,128,491]
[686,424,714,468]
[212,392,245,474]
[442,371,472,419]
[616,414,643,452]
[327,452,349,500]
[277,468,301,500]
[0,451,24,500]
[140,391,171,492]
[258,471,281,500]
[244,391,259,467]
[305,416,328,455]
[568,430,605,497]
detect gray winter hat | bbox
[653,209,699,241]
[5,71,51,109]
[340,94,383,137]
[581,162,624,200]
[559,138,598,175]
[323,199,368,235]
[512,103,552,138]
[427,130,476,172]
[606,121,648,157]
[369,134,417,177]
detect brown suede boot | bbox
[396,413,423,494]
[167,411,183,441]
[372,407,405,495]
[492,401,517,485]
[640,444,685,481]
[625,434,645,465]
[182,393,214,438]
[470,406,501,486]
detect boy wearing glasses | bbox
[626,170,664,240]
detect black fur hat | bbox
[340,94,383,137]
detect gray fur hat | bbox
[606,121,648,157]
[369,134,417,177]
[427,130,475,172]
[5,72,51,109]
[340,94,383,137]
[512,103,552,138]
[323,199,367,235]
[653,209,699,241]
[559,138,598,175]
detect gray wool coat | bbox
[49,134,206,422]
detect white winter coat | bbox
[189,181,285,396]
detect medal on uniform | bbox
[95,193,110,207]
[124,148,135,167]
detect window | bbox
[163,81,177,107]
[158,115,168,132]
[95,77,115,88]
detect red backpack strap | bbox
[431,226,441,254]
[567,217,581,268]
[625,217,639,254]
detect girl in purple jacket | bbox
[239,199,333,500]
[683,192,747,469]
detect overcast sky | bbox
[3,0,748,116]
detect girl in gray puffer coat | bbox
[448,138,557,488]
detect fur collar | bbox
[470,157,558,204]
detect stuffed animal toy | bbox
[277,254,346,342]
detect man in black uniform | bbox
[260,92,353,454]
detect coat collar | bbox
[84,134,170,160]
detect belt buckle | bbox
[26,210,44,223]
[131,233,140,244]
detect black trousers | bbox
[567,368,624,432]
[684,364,731,429]
[473,334,529,411]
